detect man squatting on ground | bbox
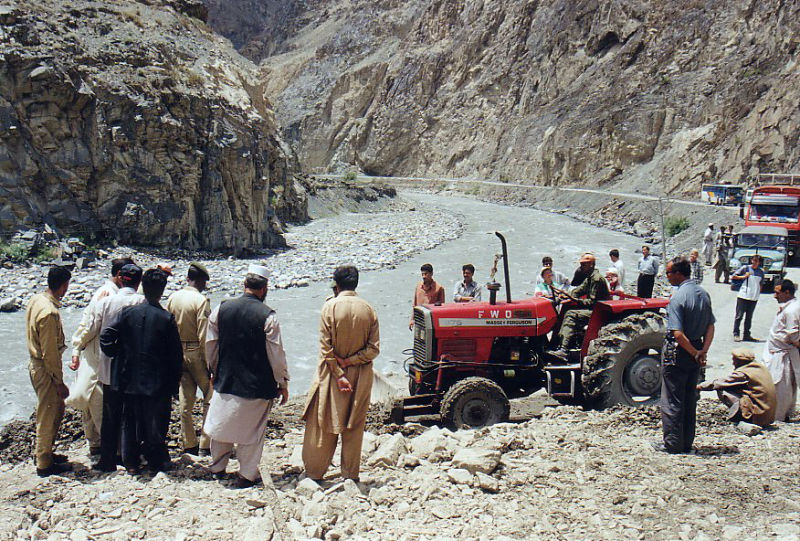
[697,348,776,428]
[99,269,183,473]
[204,265,290,489]
[67,257,133,457]
[453,263,482,302]
[303,265,380,482]
[72,264,146,472]
[166,262,212,456]
[763,279,800,422]
[656,256,715,454]
[26,266,73,477]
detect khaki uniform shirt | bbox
[166,286,211,348]
[26,292,66,385]
[303,291,380,433]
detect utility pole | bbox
[658,197,668,261]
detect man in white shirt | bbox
[763,279,800,421]
[609,249,625,286]
[731,255,764,342]
[67,257,133,457]
[703,223,715,266]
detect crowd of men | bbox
[26,261,378,488]
[23,229,800,479]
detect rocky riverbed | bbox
[1,399,798,540]
[0,198,462,312]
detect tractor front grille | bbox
[413,307,434,366]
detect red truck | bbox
[742,180,800,258]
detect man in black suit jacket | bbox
[101,268,182,473]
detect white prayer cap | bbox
[247,264,270,280]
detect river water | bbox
[0,192,646,426]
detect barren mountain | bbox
[209,0,800,195]
[0,0,307,252]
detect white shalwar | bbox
[763,297,800,421]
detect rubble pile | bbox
[1,399,798,540]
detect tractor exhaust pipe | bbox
[495,232,511,303]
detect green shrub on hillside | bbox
[664,216,690,237]
[343,171,357,181]
[0,242,29,263]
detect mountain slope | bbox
[0,0,306,252]
[213,0,800,195]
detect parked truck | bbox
[741,183,800,258]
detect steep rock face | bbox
[0,1,306,253]
[219,0,799,195]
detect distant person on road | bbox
[67,257,133,459]
[204,265,290,489]
[166,262,212,457]
[303,265,379,483]
[654,257,715,454]
[453,264,482,302]
[410,263,445,329]
[535,256,571,289]
[99,269,183,474]
[732,254,764,342]
[762,279,800,422]
[697,348,776,428]
[26,266,73,477]
[688,249,704,283]
[609,249,625,286]
[636,245,659,298]
[548,253,610,360]
[703,223,715,266]
[713,231,731,284]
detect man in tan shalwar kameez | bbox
[303,265,380,481]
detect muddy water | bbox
[0,193,647,425]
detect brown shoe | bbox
[234,474,260,489]
[37,462,72,477]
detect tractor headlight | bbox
[770,261,784,271]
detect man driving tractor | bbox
[548,253,611,360]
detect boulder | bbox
[295,477,321,498]
[0,297,19,312]
[446,468,472,485]
[736,421,762,436]
[452,448,501,474]
[475,472,500,493]
[409,427,456,460]
[367,433,407,468]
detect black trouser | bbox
[733,298,757,337]
[661,348,701,453]
[99,384,124,467]
[121,393,172,469]
[637,273,655,298]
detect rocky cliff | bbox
[0,0,307,253]
[212,0,800,195]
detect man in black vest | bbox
[203,264,290,488]
[100,268,183,474]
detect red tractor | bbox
[392,233,670,429]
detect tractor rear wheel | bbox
[581,312,666,410]
[440,377,510,429]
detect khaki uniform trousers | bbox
[29,362,65,469]
[302,394,367,481]
[179,344,212,450]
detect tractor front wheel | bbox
[581,312,666,409]
[440,377,510,429]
